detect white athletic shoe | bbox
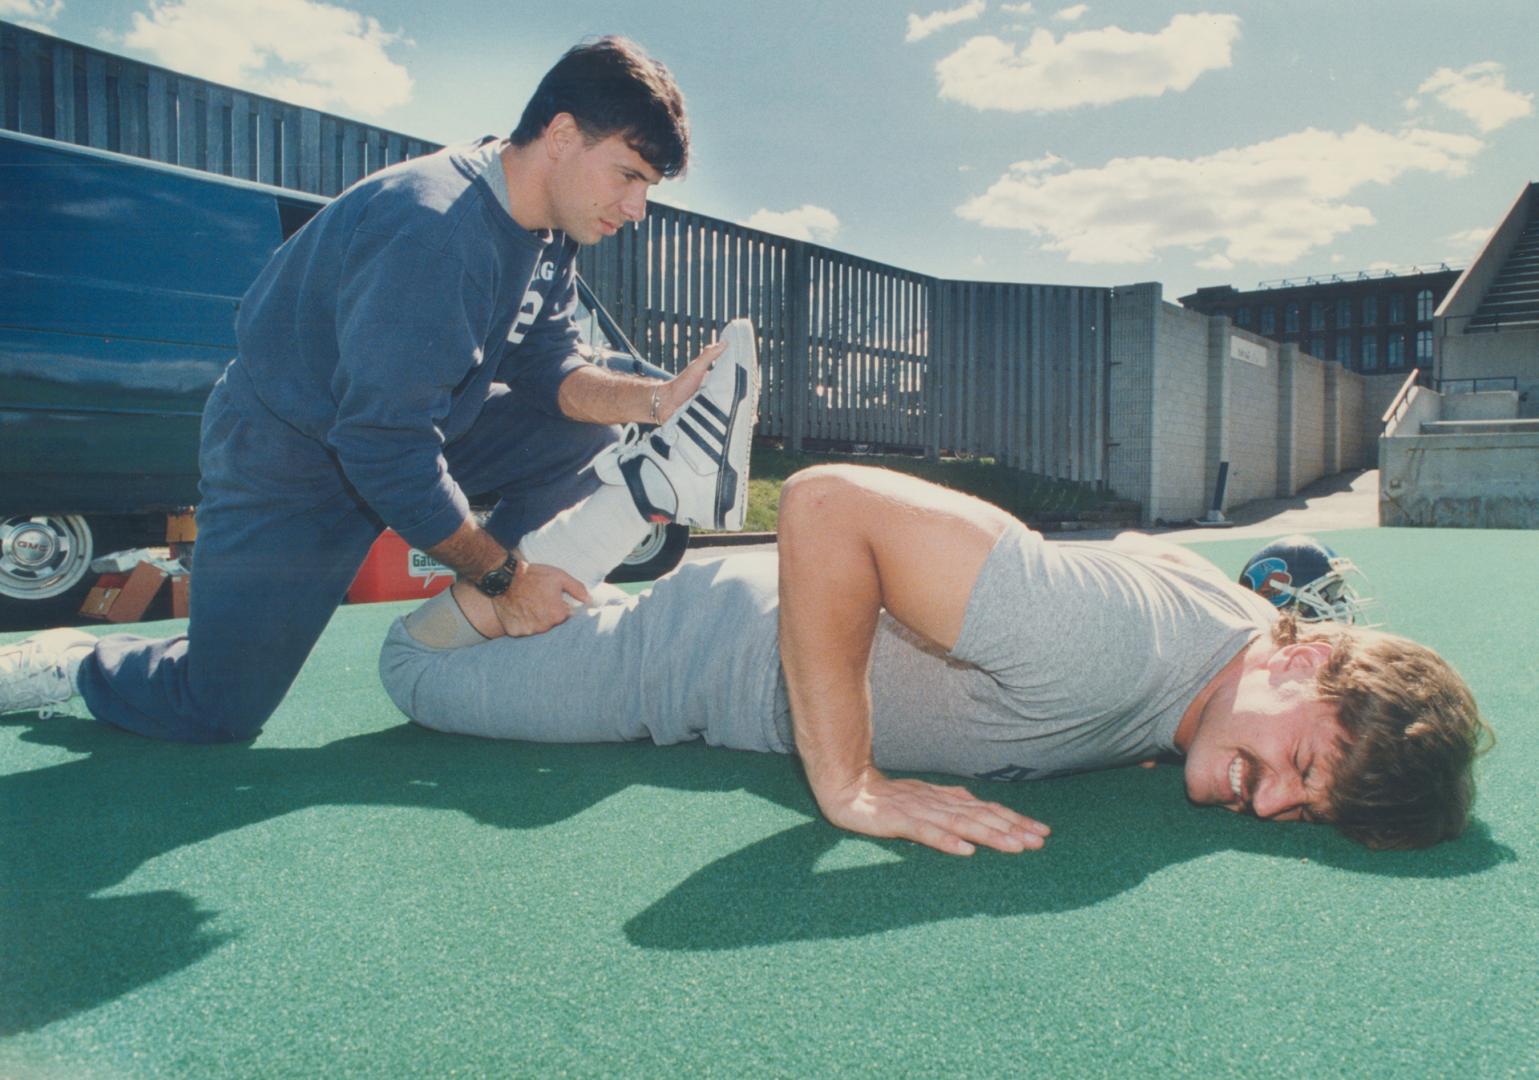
[594,318,760,531]
[0,627,97,718]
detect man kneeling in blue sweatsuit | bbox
[0,36,748,741]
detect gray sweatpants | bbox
[378,554,793,753]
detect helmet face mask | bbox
[1240,535,1375,625]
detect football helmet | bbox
[1239,534,1374,625]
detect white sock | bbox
[515,484,653,593]
[401,589,489,649]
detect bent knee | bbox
[777,464,872,532]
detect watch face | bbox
[476,559,516,597]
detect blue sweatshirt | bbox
[233,137,586,551]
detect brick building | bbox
[1178,266,1462,377]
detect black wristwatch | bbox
[473,551,520,598]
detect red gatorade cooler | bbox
[347,530,456,604]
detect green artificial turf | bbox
[2,528,1536,1077]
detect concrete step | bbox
[1466,317,1539,332]
[1420,418,1539,435]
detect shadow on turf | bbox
[0,714,1516,1032]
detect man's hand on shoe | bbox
[814,765,1051,857]
[655,338,727,422]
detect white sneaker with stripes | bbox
[594,318,759,531]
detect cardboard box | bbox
[165,510,198,543]
[170,575,191,618]
[79,562,169,623]
[79,572,129,619]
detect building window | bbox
[1388,332,1406,368]
[1416,288,1435,321]
[1337,298,1352,327]
[1310,301,1326,330]
[1311,336,1326,358]
[1235,306,1252,328]
[1361,337,1379,371]
[1260,307,1276,334]
[1389,294,1405,324]
[1336,337,1352,365]
[1363,296,1378,326]
[1285,302,1301,333]
[1416,329,1433,364]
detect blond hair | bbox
[1271,614,1492,849]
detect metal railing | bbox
[1381,369,1421,428]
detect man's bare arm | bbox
[556,339,726,424]
[776,465,1052,856]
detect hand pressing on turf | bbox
[815,765,1050,856]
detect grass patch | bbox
[735,444,1127,533]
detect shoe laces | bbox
[0,639,76,713]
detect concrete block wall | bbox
[1106,283,1160,515]
[1290,352,1328,488]
[1107,289,1372,523]
[1148,299,1213,521]
[1223,337,1282,510]
[1338,374,1368,468]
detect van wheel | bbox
[0,514,98,603]
[604,523,689,584]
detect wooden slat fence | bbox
[0,21,434,192]
[2,20,1110,486]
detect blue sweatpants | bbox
[75,363,618,742]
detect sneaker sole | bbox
[713,320,760,531]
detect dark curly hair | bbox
[510,36,689,178]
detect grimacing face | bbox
[1182,642,1345,824]
[547,123,660,245]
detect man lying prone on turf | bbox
[379,463,1490,855]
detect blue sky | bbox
[11,0,1535,300]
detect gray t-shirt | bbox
[832,523,1279,780]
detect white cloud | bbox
[1,0,63,31]
[745,204,842,243]
[1412,62,1533,133]
[1000,1,1033,12]
[905,0,985,43]
[956,124,1483,265]
[120,0,413,116]
[1197,253,1233,271]
[1053,4,1088,21]
[936,12,1241,112]
[1446,226,1494,249]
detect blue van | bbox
[0,129,686,617]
